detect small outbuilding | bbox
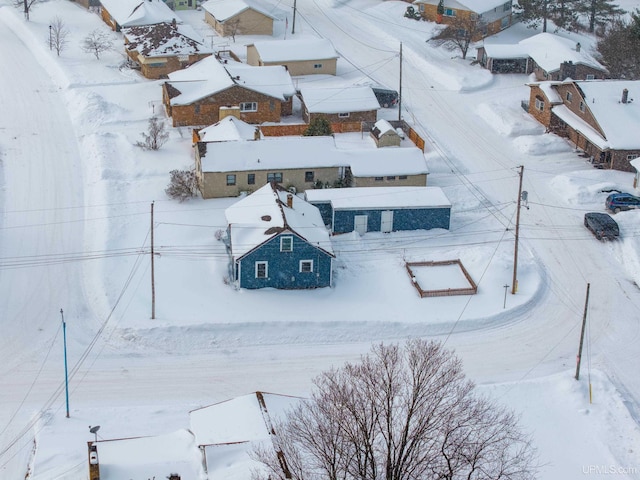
[246,38,339,76]
[304,186,451,235]
[370,119,401,148]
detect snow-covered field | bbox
[1,0,640,478]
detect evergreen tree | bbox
[303,117,333,136]
[577,0,624,33]
[597,12,640,79]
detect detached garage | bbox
[304,187,451,235]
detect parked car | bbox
[605,193,640,213]
[372,87,399,108]
[584,212,619,240]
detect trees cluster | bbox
[430,16,487,59]
[254,340,538,480]
[597,10,640,79]
[165,168,198,202]
[516,0,624,33]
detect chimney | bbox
[287,193,293,208]
[575,42,581,52]
[622,88,629,104]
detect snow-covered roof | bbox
[630,157,640,171]
[223,184,334,259]
[482,33,605,73]
[300,86,380,114]
[249,38,339,62]
[521,33,605,73]
[304,186,451,210]
[101,0,181,28]
[166,57,295,104]
[373,119,395,135]
[198,116,261,142]
[123,22,210,57]
[199,135,429,177]
[190,391,300,445]
[96,429,203,480]
[412,0,507,15]
[571,80,640,150]
[202,0,278,22]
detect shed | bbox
[370,119,401,147]
[202,0,279,36]
[225,183,334,289]
[246,38,339,76]
[304,186,451,235]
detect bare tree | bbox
[254,339,538,480]
[81,30,113,60]
[430,16,487,59]
[136,116,170,151]
[226,19,241,42]
[165,168,198,202]
[14,0,38,20]
[49,17,69,57]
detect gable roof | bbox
[412,0,508,14]
[371,119,397,139]
[198,116,261,142]
[198,135,429,177]
[305,186,451,210]
[96,429,203,480]
[300,86,380,113]
[249,38,339,62]
[166,57,296,104]
[101,0,181,28]
[224,183,334,259]
[123,22,211,57]
[202,0,279,22]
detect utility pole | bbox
[398,42,402,122]
[60,308,70,418]
[151,202,155,320]
[575,283,591,381]
[511,165,524,294]
[291,0,297,34]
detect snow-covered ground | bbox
[0,0,640,479]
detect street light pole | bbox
[49,25,52,51]
[60,308,70,418]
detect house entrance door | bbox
[381,210,393,233]
[354,215,368,236]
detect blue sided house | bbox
[224,183,335,289]
[304,186,451,235]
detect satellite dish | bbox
[89,425,100,434]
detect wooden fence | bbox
[405,259,477,298]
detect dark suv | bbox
[584,212,619,240]
[605,193,640,213]
[372,88,399,108]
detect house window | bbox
[305,171,314,182]
[579,101,585,112]
[586,74,595,80]
[247,173,255,185]
[313,63,323,69]
[457,28,467,37]
[255,261,268,279]
[387,176,396,181]
[444,8,456,16]
[419,3,424,11]
[338,112,350,118]
[267,172,283,183]
[500,16,509,28]
[280,236,293,252]
[374,177,384,181]
[240,102,257,112]
[470,12,477,20]
[269,100,275,111]
[226,174,236,186]
[535,97,544,111]
[399,175,408,180]
[300,260,313,273]
[627,154,639,160]
[194,105,200,114]
[566,92,573,102]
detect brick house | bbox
[123,22,212,79]
[412,0,512,40]
[202,0,279,36]
[246,38,339,76]
[299,86,380,124]
[100,0,181,31]
[477,33,608,80]
[162,57,295,127]
[527,80,640,171]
